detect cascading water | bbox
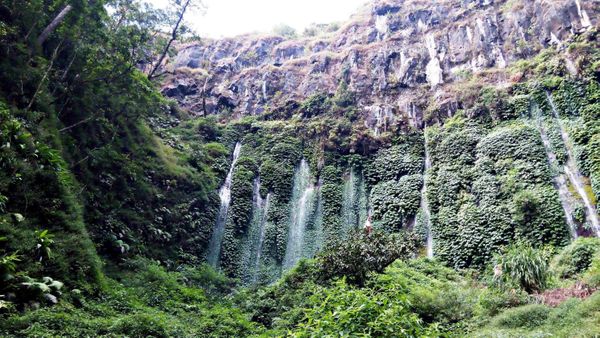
[283,159,317,270]
[341,170,359,236]
[533,107,578,238]
[546,92,600,236]
[243,176,272,283]
[420,135,434,258]
[304,178,324,258]
[340,170,369,237]
[207,142,242,266]
[239,177,272,284]
[252,192,270,283]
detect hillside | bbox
[1,0,600,336]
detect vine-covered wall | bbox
[194,74,599,282]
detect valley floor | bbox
[2,237,600,337]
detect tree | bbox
[333,80,355,108]
[317,230,419,286]
[272,23,297,38]
[147,0,204,79]
[37,5,73,45]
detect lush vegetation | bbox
[0,0,599,336]
[3,236,600,336]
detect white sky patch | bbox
[147,0,368,38]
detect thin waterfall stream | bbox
[420,134,434,258]
[341,170,359,237]
[239,177,272,284]
[341,170,369,238]
[546,92,600,236]
[533,107,578,238]
[283,159,317,270]
[251,178,271,283]
[207,142,242,266]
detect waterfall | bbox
[341,170,359,236]
[283,159,317,270]
[546,92,600,236]
[238,177,272,284]
[420,135,434,258]
[341,170,369,238]
[533,108,578,238]
[247,176,271,283]
[252,192,270,283]
[305,178,324,258]
[207,142,242,266]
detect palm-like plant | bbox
[494,242,549,293]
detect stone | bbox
[162,0,598,128]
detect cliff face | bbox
[163,0,597,131]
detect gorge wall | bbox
[155,0,600,283]
[164,0,596,130]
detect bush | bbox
[181,264,237,296]
[374,259,477,330]
[332,80,355,108]
[272,23,297,38]
[551,238,600,279]
[582,253,600,287]
[493,243,550,293]
[109,312,178,337]
[299,93,331,118]
[474,288,529,319]
[490,304,550,329]
[291,279,435,337]
[317,230,419,286]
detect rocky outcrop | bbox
[163,0,598,129]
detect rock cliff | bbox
[163,0,597,132]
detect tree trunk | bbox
[148,0,191,80]
[37,5,73,45]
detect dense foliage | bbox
[0,0,599,336]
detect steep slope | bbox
[1,0,600,336]
[158,0,600,282]
[164,0,597,129]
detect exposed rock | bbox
[163,0,598,131]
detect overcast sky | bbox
[147,0,368,38]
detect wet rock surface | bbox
[163,0,597,129]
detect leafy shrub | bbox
[474,288,529,319]
[291,279,435,337]
[17,276,64,306]
[373,259,478,330]
[181,264,237,296]
[332,80,355,108]
[552,238,600,279]
[272,23,297,38]
[299,93,331,118]
[581,252,600,287]
[493,243,550,293]
[196,117,221,142]
[0,251,19,284]
[238,259,321,328]
[490,304,550,329]
[109,312,178,337]
[317,230,419,286]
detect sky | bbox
[148,0,369,38]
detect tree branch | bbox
[37,5,73,45]
[59,115,95,133]
[148,0,191,80]
[26,41,63,110]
